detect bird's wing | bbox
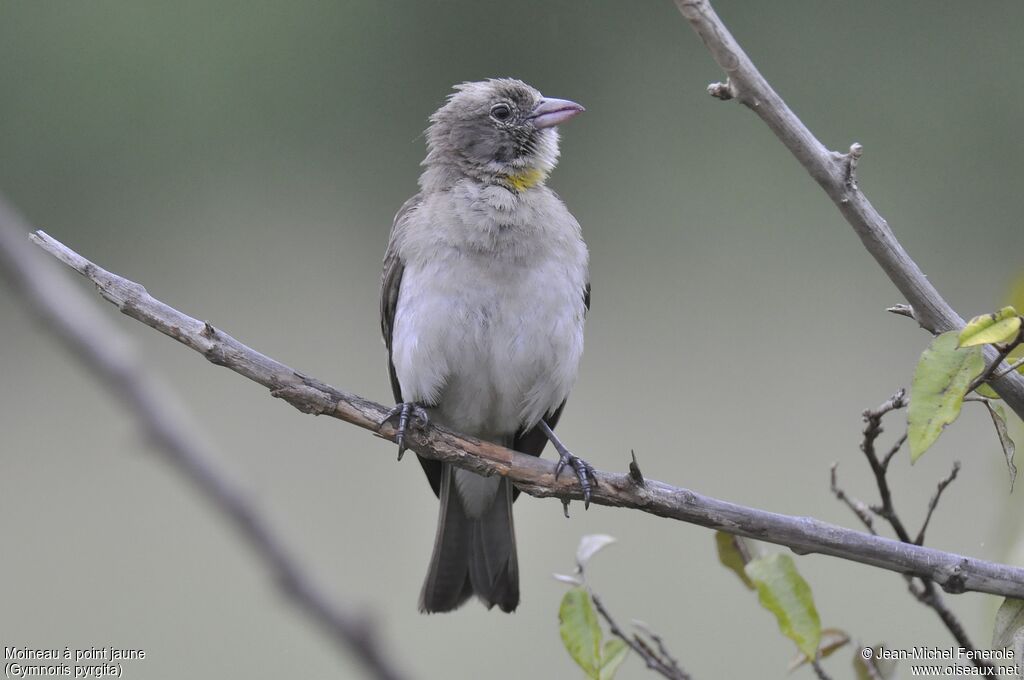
[510,281,590,500]
[381,194,444,497]
[381,195,418,402]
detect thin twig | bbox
[810,659,833,680]
[835,390,991,671]
[633,620,687,679]
[886,304,915,320]
[673,0,1024,422]
[0,202,409,680]
[25,229,1024,601]
[995,356,1024,380]
[881,433,907,471]
[915,463,961,546]
[590,594,691,680]
[907,579,983,660]
[647,632,685,678]
[966,333,1024,395]
[829,464,876,534]
[860,390,912,542]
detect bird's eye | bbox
[490,103,513,122]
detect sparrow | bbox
[380,78,592,613]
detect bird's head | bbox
[422,78,584,192]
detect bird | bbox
[380,78,593,613]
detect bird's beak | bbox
[529,97,585,129]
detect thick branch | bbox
[0,207,408,680]
[29,230,1024,601]
[674,0,1024,421]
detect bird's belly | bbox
[392,255,584,439]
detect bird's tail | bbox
[419,463,519,613]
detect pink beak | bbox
[529,97,585,129]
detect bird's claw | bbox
[554,449,598,509]
[380,402,429,460]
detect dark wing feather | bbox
[381,194,443,497]
[510,281,590,500]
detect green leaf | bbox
[599,639,629,680]
[959,307,1021,347]
[908,331,985,462]
[993,598,1024,664]
[714,531,755,589]
[1008,276,1024,319]
[745,554,821,661]
[559,587,602,679]
[1007,276,1024,364]
[976,383,1002,400]
[981,401,1017,491]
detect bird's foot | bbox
[538,419,597,509]
[554,448,598,509]
[379,402,429,461]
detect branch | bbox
[829,464,875,535]
[859,390,913,543]
[915,463,960,547]
[674,0,1024,422]
[590,594,691,680]
[28,230,1024,602]
[967,331,1023,395]
[996,357,1024,381]
[0,204,408,680]
[834,390,990,671]
[810,660,834,680]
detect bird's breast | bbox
[392,241,586,438]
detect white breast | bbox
[391,182,588,440]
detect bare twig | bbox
[995,357,1024,380]
[639,626,686,679]
[915,463,961,547]
[590,594,691,680]
[810,659,833,680]
[907,579,982,662]
[886,304,915,320]
[860,390,911,540]
[26,230,1024,601]
[829,464,875,535]
[0,203,408,680]
[673,0,1024,422]
[833,390,991,671]
[881,433,907,471]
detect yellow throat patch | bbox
[504,168,546,192]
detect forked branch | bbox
[832,391,991,671]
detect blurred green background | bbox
[2,2,1023,678]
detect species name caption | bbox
[4,646,145,678]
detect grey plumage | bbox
[381,79,589,613]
